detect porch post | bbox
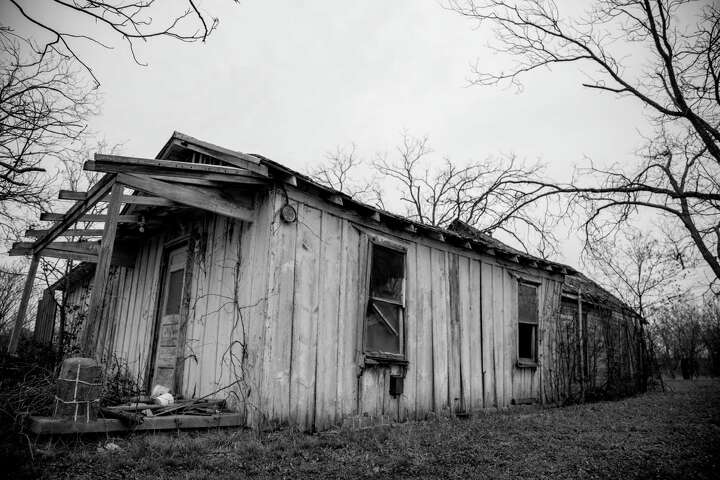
[7,254,40,354]
[81,182,123,354]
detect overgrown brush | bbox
[99,355,143,406]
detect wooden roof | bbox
[10,131,577,277]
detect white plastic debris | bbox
[154,392,174,406]
[150,384,170,398]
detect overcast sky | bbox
[3,0,669,271]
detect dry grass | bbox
[11,378,720,479]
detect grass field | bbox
[11,378,720,479]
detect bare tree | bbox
[309,143,385,208]
[0,29,97,239]
[6,0,229,86]
[312,133,560,258]
[584,228,685,319]
[0,263,25,336]
[448,0,720,281]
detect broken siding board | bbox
[335,221,360,422]
[314,211,343,430]
[414,244,434,416]
[289,203,322,430]
[430,248,449,412]
[263,197,299,423]
[480,262,496,407]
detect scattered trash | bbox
[154,392,174,406]
[97,442,122,453]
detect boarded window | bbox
[164,268,185,315]
[518,282,538,363]
[365,243,405,356]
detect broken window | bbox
[364,242,405,357]
[518,282,538,364]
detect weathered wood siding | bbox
[63,186,569,431]
[259,189,564,430]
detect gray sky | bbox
[4,0,664,270]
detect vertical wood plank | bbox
[264,198,298,423]
[430,248,449,412]
[448,254,462,413]
[401,244,417,421]
[469,259,483,409]
[481,262,495,407]
[458,256,472,411]
[314,212,342,430]
[289,203,322,430]
[414,244,433,416]
[336,221,360,421]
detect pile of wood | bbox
[100,397,227,427]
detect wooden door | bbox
[151,245,188,392]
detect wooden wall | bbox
[257,189,565,431]
[62,187,570,431]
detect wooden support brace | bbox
[81,182,123,354]
[7,255,39,354]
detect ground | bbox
[9,378,720,479]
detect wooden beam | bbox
[9,242,135,266]
[29,413,245,435]
[82,183,123,353]
[7,255,39,354]
[88,154,269,182]
[116,173,255,222]
[86,161,269,186]
[26,229,105,238]
[58,190,91,201]
[34,174,115,254]
[40,213,139,223]
[175,139,269,177]
[60,190,176,207]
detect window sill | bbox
[516,359,538,369]
[364,353,408,367]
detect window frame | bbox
[516,279,540,367]
[362,236,408,364]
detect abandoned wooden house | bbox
[9,132,646,431]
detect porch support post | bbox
[81,182,123,354]
[7,254,40,354]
